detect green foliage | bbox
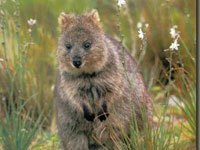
[120,118,182,150]
[0,103,43,150]
[0,1,44,149]
[30,132,60,150]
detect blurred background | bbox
[0,0,196,149]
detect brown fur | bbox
[54,10,152,150]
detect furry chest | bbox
[78,81,107,102]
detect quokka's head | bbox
[57,10,108,75]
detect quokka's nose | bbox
[72,56,82,68]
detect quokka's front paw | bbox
[83,104,95,122]
[97,100,109,122]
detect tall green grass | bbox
[114,0,196,149]
[0,1,44,149]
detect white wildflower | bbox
[27,18,37,26]
[117,0,126,7]
[145,23,149,28]
[170,25,179,39]
[138,28,145,40]
[51,85,55,91]
[27,18,37,33]
[169,39,180,51]
[21,128,28,133]
[0,58,4,62]
[0,10,4,16]
[137,22,142,28]
[170,28,176,38]
[168,95,184,107]
[2,96,6,101]
[13,11,18,16]
[28,29,32,33]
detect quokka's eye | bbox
[65,44,72,51]
[83,41,92,50]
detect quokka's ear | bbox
[58,12,74,30]
[86,9,100,22]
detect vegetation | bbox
[0,0,196,149]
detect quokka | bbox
[54,9,152,150]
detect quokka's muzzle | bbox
[72,56,82,68]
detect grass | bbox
[0,0,196,149]
[0,102,43,150]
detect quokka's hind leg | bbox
[60,132,89,150]
[57,114,90,150]
[56,100,90,150]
